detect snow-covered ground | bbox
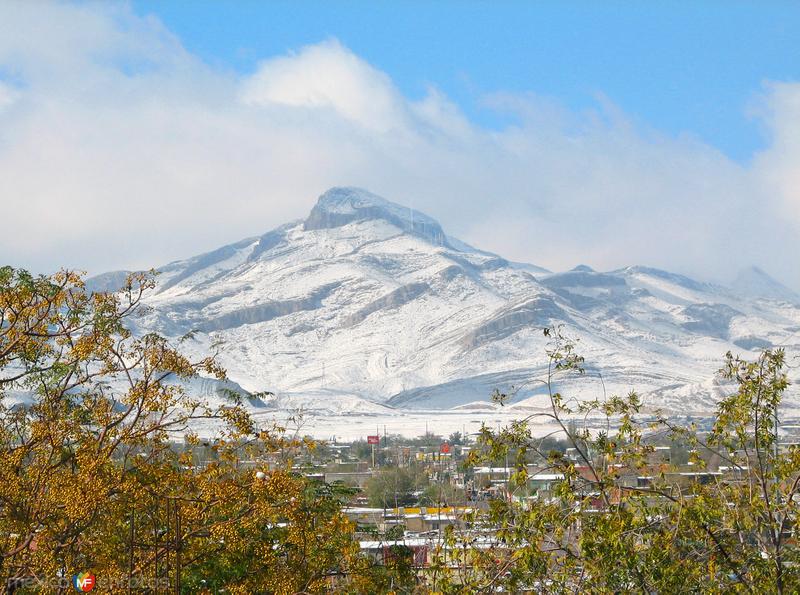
[192,407,564,442]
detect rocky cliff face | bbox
[303,187,448,246]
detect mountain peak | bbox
[304,187,448,246]
[731,266,799,303]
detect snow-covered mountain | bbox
[101,187,800,416]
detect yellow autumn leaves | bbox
[0,268,392,593]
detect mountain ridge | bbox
[88,187,800,415]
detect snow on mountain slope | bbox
[110,187,799,416]
[731,266,800,305]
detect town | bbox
[173,418,800,580]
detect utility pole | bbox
[128,510,135,595]
[174,499,181,595]
[505,451,510,502]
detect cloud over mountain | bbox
[0,2,798,290]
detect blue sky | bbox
[132,0,800,161]
[0,2,798,289]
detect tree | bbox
[0,267,234,586]
[364,467,429,509]
[429,326,799,593]
[0,268,405,593]
[447,431,464,446]
[418,483,465,508]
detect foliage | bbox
[0,267,409,594]
[364,466,429,509]
[418,483,465,508]
[427,326,799,594]
[447,431,464,446]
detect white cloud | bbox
[241,39,406,133]
[752,82,800,227]
[0,81,17,111]
[0,2,798,291]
